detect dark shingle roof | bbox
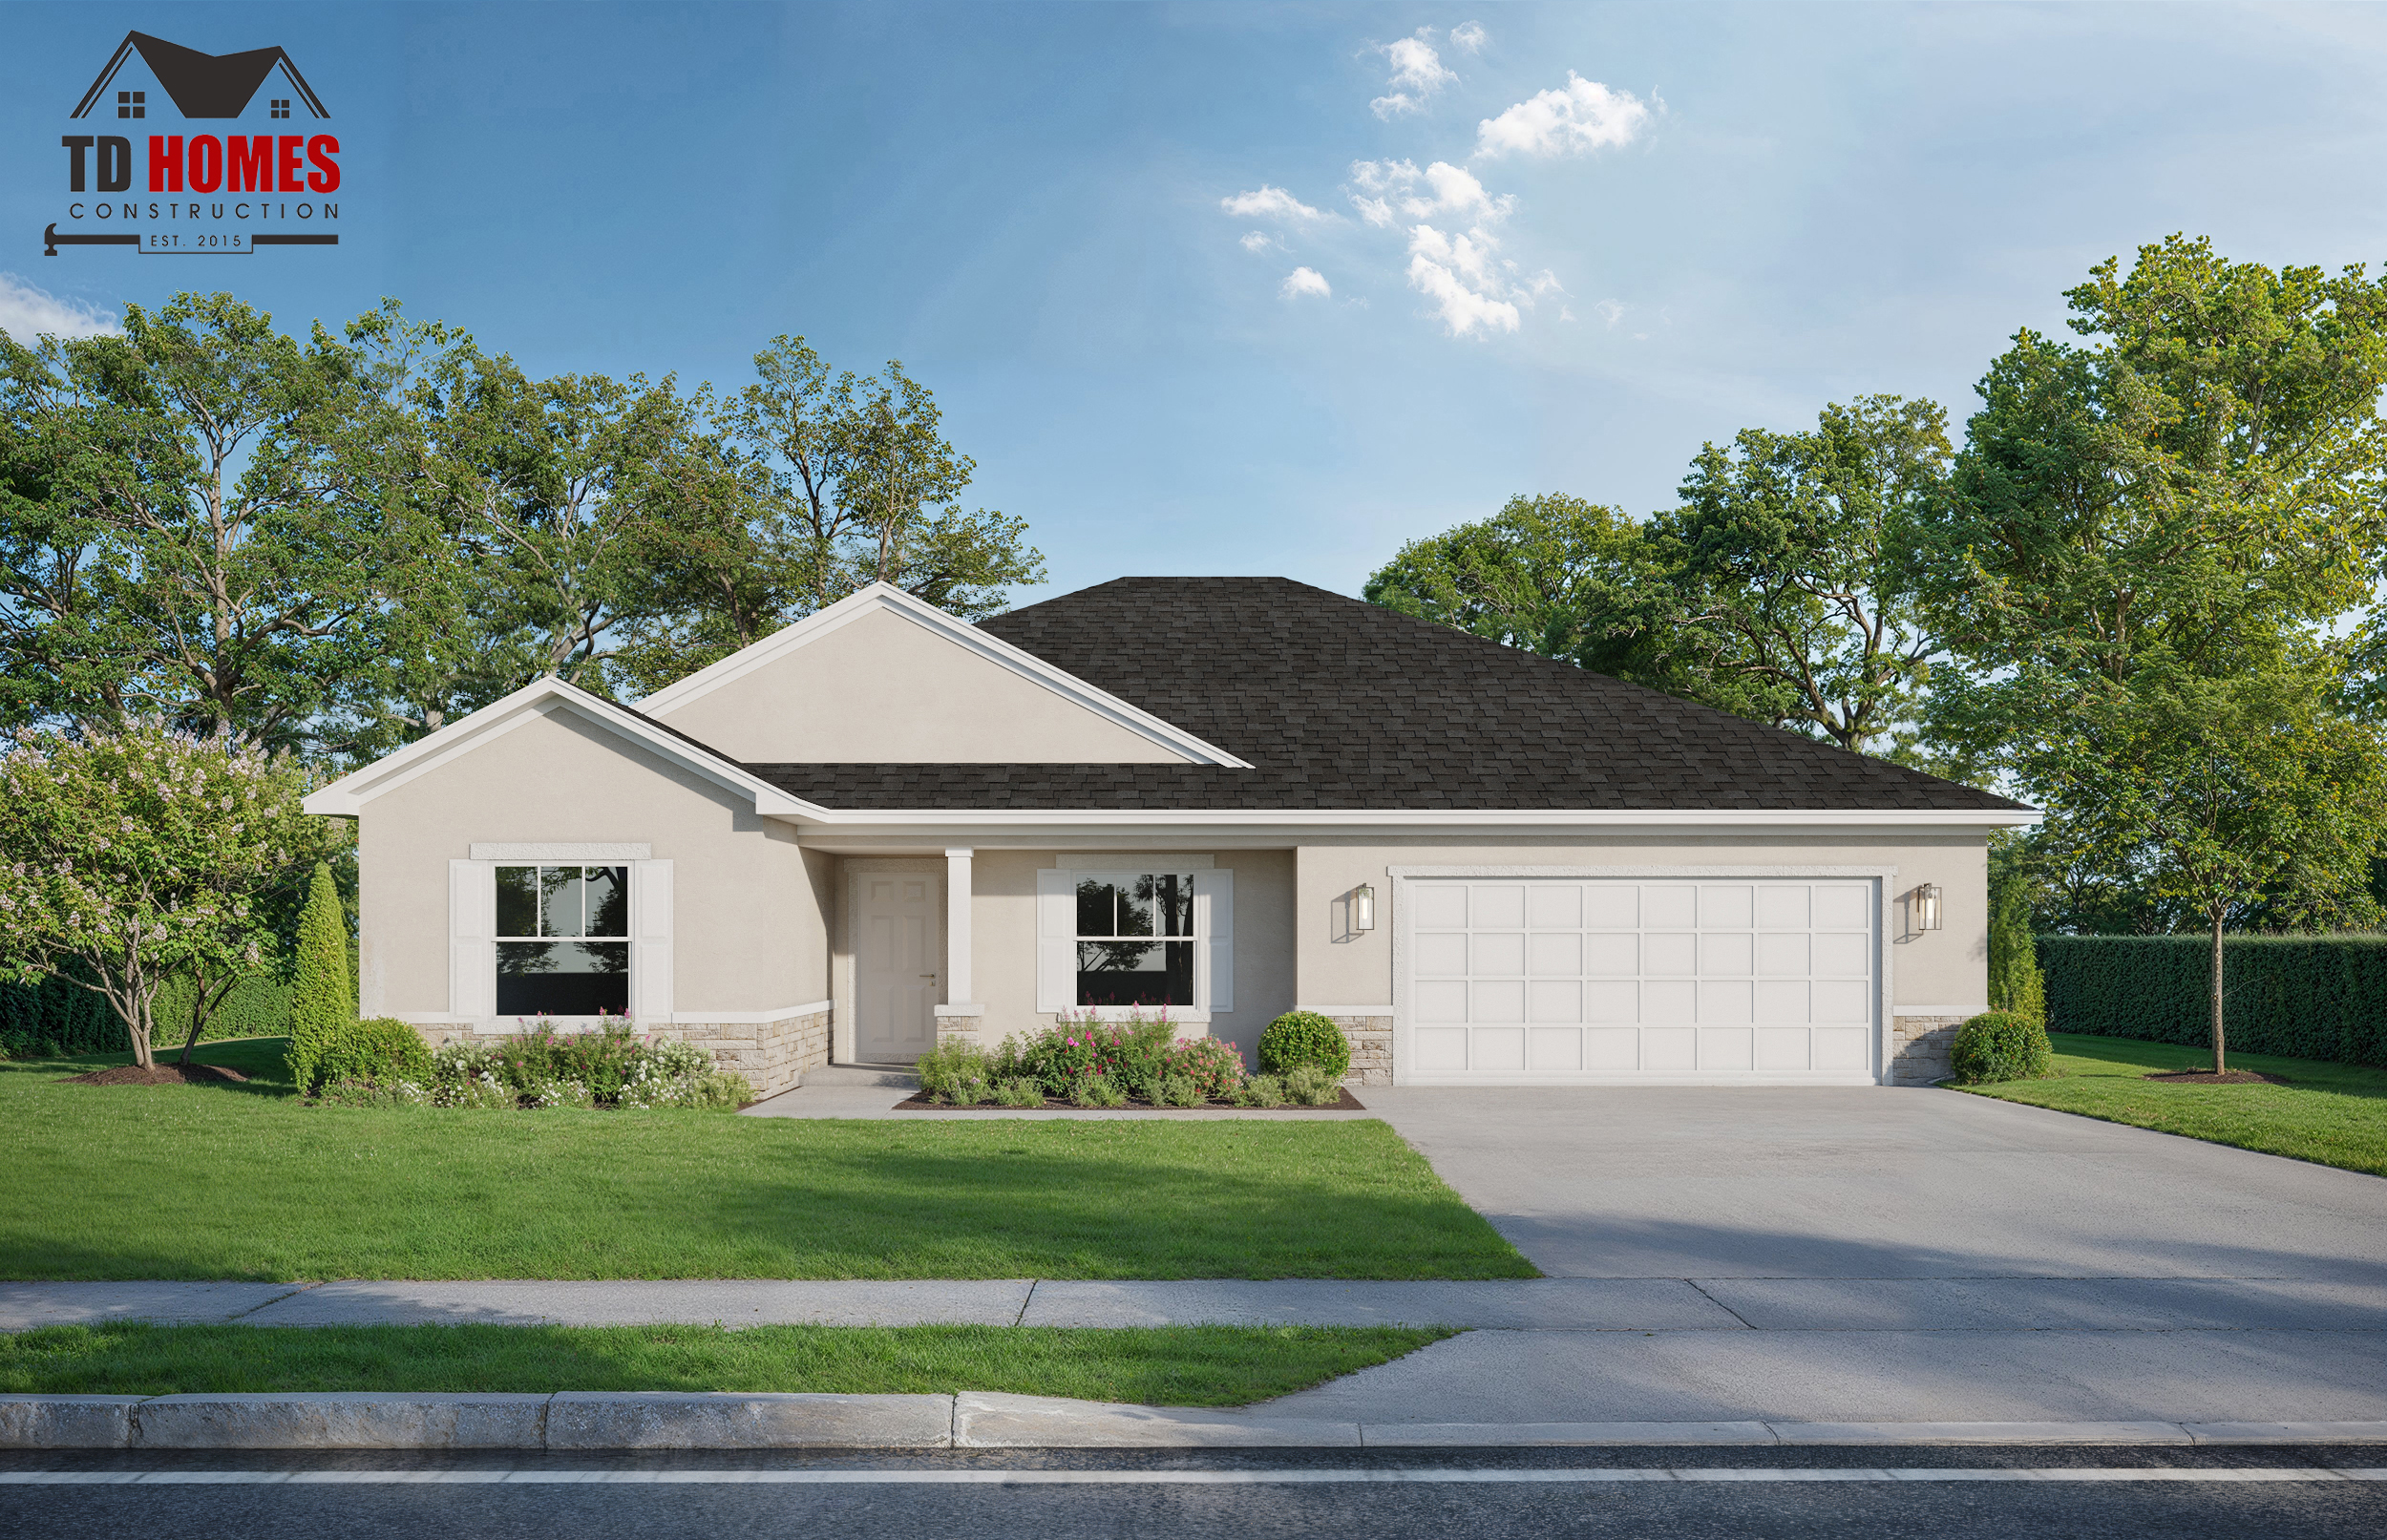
[746,577,2026,813]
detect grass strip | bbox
[0,1038,1534,1281]
[1953,1033,2387,1177]
[0,1322,1455,1407]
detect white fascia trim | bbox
[301,676,829,821]
[668,1001,833,1025]
[777,807,2040,831]
[631,582,1252,769]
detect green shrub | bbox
[1281,1064,1343,1106]
[1987,883,2045,1026]
[308,1018,433,1095]
[1259,1011,1351,1080]
[1237,1074,1287,1108]
[1172,1037,1247,1101]
[318,1077,429,1109]
[916,1039,994,1104]
[285,862,352,1092]
[994,1078,1044,1108]
[1949,1010,2054,1085]
[1072,1073,1127,1108]
[2038,935,2387,1067]
[1154,1073,1202,1108]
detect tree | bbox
[1917,237,2387,1063]
[285,860,351,1092]
[1650,395,1950,755]
[0,719,318,1069]
[0,294,419,749]
[1366,494,1656,663]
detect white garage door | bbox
[1403,878,1878,1083]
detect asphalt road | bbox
[7,1446,2385,1540]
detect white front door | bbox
[1402,877,1879,1084]
[856,872,941,1064]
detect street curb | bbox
[5,1396,2386,1450]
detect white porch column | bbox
[943,847,976,1005]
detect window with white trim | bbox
[1074,872,1196,1007]
[495,865,629,1016]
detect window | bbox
[494,865,628,1015]
[117,90,144,119]
[1073,872,1195,1007]
[270,98,291,119]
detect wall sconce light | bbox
[1353,883,1377,932]
[1914,882,1943,932]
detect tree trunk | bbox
[2209,911,2227,1076]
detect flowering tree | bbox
[0,720,317,1068]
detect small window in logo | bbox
[270,98,291,119]
[117,90,144,120]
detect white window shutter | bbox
[635,859,674,1023]
[450,859,494,1020]
[1194,869,1235,1014]
[1036,868,1075,1014]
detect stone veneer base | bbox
[411,1011,832,1100]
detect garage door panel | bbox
[1529,1027,1581,1070]
[1470,932,1526,975]
[1700,932,1754,977]
[1700,1026,1755,1069]
[1470,980,1525,1022]
[1529,886,1581,927]
[1644,933,1698,974]
[1472,886,1526,928]
[1473,1027,1527,1070]
[1403,878,1876,1082]
[1529,980,1582,1022]
[1416,980,1468,1023]
[1587,980,1638,1022]
[1698,980,1753,1023]
[1643,1026,1698,1069]
[1529,932,1581,975]
[1416,932,1468,976]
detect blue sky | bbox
[6,2,2387,604]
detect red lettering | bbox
[305,135,341,193]
[186,136,222,194]
[148,135,182,193]
[277,135,305,192]
[227,137,271,192]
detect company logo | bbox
[44,30,344,258]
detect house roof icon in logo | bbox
[71,31,327,120]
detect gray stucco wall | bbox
[353,705,832,1020]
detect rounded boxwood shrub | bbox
[1949,1010,2054,1085]
[310,1017,433,1095]
[1258,1010,1351,1079]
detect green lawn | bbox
[0,1321,1451,1406]
[0,1038,1533,1281]
[1954,1033,2387,1177]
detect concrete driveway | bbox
[1267,1085,2387,1427]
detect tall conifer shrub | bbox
[286,862,352,1091]
[1986,879,2046,1027]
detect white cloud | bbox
[1220,184,1328,222]
[1405,223,1518,335]
[1347,158,1512,222]
[0,273,117,342]
[1239,231,1278,253]
[1449,21,1487,53]
[1371,30,1457,119]
[1594,298,1625,328]
[1476,72,1652,158]
[1281,266,1333,300]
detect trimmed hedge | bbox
[2038,934,2387,1068]
[1,970,292,1059]
[1949,1010,2053,1084]
[1258,1011,1353,1080]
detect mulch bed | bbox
[62,1062,250,1086]
[2142,1069,2289,1086]
[895,1086,1368,1112]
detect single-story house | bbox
[304,577,2038,1096]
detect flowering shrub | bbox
[915,1038,995,1104]
[990,1007,1249,1104]
[325,1022,750,1111]
[307,1018,433,1095]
